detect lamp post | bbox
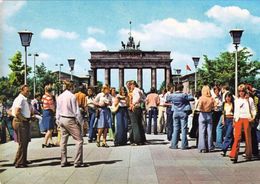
[67,58,75,81]
[230,29,243,96]
[176,69,181,84]
[55,64,64,83]
[192,57,200,93]
[28,53,39,97]
[18,30,33,85]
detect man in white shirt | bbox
[56,81,84,167]
[11,85,32,168]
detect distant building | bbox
[52,71,90,87]
[172,72,195,94]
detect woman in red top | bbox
[41,85,55,148]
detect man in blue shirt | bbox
[167,84,194,149]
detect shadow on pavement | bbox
[0,169,6,173]
[146,139,169,145]
[87,160,122,166]
[0,160,9,163]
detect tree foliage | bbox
[198,48,260,92]
[0,52,58,100]
[35,63,58,95]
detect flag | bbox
[186,64,191,71]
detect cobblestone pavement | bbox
[0,134,260,184]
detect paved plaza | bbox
[0,134,260,184]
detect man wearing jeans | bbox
[146,87,160,134]
[167,84,194,149]
[56,80,84,167]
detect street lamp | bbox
[192,57,200,93]
[55,64,64,83]
[67,58,75,81]
[18,30,33,85]
[28,53,39,97]
[230,29,243,96]
[176,69,181,84]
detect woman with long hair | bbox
[114,87,129,146]
[229,84,256,163]
[197,85,215,153]
[221,92,235,156]
[41,85,55,148]
[94,84,112,147]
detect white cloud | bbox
[226,43,255,55]
[81,37,107,51]
[3,1,26,19]
[118,18,223,51]
[40,28,79,40]
[3,23,16,33]
[87,27,105,35]
[38,52,50,60]
[119,18,223,43]
[2,1,26,34]
[206,5,260,24]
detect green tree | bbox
[0,51,32,99]
[198,48,260,92]
[8,51,31,88]
[35,63,58,95]
[158,81,166,93]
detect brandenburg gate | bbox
[89,35,172,89]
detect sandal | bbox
[96,141,100,147]
[102,143,109,147]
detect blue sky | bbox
[1,0,260,91]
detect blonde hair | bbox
[237,84,248,97]
[201,85,211,97]
[101,84,110,93]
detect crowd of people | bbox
[0,80,260,168]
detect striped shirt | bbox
[42,93,55,110]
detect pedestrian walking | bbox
[229,84,256,163]
[146,87,160,134]
[31,93,44,134]
[41,85,55,148]
[56,80,84,167]
[11,85,32,168]
[165,84,174,141]
[128,80,146,145]
[221,92,235,156]
[114,87,129,146]
[94,84,112,147]
[86,87,97,142]
[157,88,167,134]
[167,84,194,149]
[197,85,215,153]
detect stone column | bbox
[137,68,143,89]
[90,68,97,86]
[151,68,157,89]
[119,68,124,88]
[165,68,171,87]
[104,68,111,86]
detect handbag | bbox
[247,99,255,123]
[110,104,119,113]
[12,117,21,130]
[184,101,192,115]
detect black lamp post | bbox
[176,69,181,84]
[192,57,200,93]
[18,30,33,85]
[28,53,39,97]
[68,58,75,81]
[230,29,243,96]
